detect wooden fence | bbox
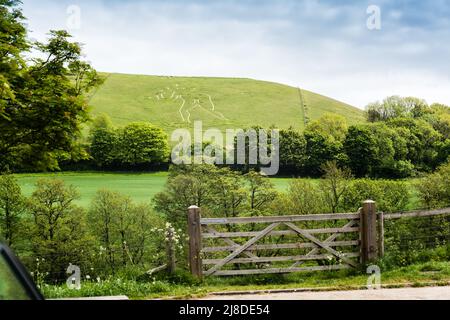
[187,202,450,278]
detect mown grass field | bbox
[87,73,365,133]
[16,172,169,207]
[15,172,419,209]
[15,172,293,207]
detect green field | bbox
[16,172,169,207]
[88,73,365,133]
[15,172,292,207]
[15,172,419,209]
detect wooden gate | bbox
[187,202,379,277]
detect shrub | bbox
[0,172,27,249]
[27,179,93,283]
[417,161,450,208]
[270,179,326,215]
[383,215,450,268]
[89,128,120,167]
[89,121,170,170]
[88,190,166,276]
[342,179,410,212]
[117,122,170,167]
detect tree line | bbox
[278,99,450,178]
[87,97,450,178]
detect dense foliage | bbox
[154,165,278,230]
[277,99,449,177]
[0,173,167,284]
[83,97,449,178]
[0,1,103,171]
[89,119,170,170]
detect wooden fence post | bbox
[188,205,203,279]
[360,200,378,265]
[378,212,385,259]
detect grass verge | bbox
[41,261,450,300]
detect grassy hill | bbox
[88,73,365,133]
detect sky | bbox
[21,0,450,108]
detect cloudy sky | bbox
[21,0,450,108]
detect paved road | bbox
[203,286,450,300]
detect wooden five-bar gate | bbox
[187,201,380,278]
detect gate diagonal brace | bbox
[205,223,280,276]
[204,226,259,259]
[289,220,358,269]
[284,222,358,268]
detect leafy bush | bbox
[87,189,171,279]
[342,179,410,212]
[270,179,326,215]
[118,122,169,167]
[27,179,93,283]
[383,215,450,269]
[89,122,170,170]
[417,161,450,208]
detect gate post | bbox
[360,200,378,265]
[187,205,203,279]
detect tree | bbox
[231,126,277,173]
[89,113,114,137]
[244,171,277,215]
[319,161,353,213]
[0,0,28,118]
[369,123,413,178]
[125,203,163,266]
[344,125,377,177]
[89,128,120,168]
[278,127,306,174]
[304,131,341,176]
[154,165,216,229]
[428,104,450,145]
[0,1,103,171]
[209,168,247,222]
[437,139,450,165]
[0,172,26,248]
[88,190,164,272]
[117,122,169,167]
[271,179,325,216]
[88,190,127,272]
[417,162,450,209]
[154,165,277,230]
[28,179,90,282]
[305,113,348,144]
[366,96,430,122]
[342,179,410,213]
[387,118,442,171]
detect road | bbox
[203,286,450,300]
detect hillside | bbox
[88,73,365,133]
